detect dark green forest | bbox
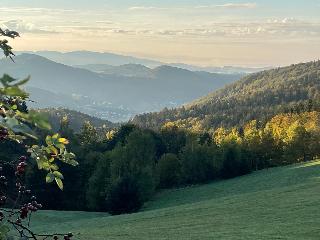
[3,110,317,215]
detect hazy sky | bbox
[1,0,320,67]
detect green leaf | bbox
[46,172,55,183]
[1,116,37,139]
[53,171,64,179]
[60,151,78,166]
[0,74,15,86]
[56,143,66,151]
[50,164,59,171]
[27,110,52,130]
[42,161,51,171]
[13,76,30,86]
[55,177,64,190]
[49,145,58,156]
[45,135,53,146]
[52,133,60,139]
[1,86,29,98]
[15,110,52,130]
[67,159,79,166]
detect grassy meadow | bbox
[30,160,320,239]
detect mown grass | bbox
[30,160,320,239]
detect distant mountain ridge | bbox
[18,51,268,74]
[18,51,164,68]
[0,53,242,122]
[169,63,272,74]
[76,63,153,78]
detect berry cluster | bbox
[16,156,27,176]
[0,155,73,239]
[0,128,8,140]
[19,196,43,219]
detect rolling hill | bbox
[28,160,320,239]
[75,63,153,78]
[0,54,241,122]
[132,60,320,129]
[38,108,116,132]
[19,50,164,68]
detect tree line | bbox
[10,110,318,215]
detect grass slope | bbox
[31,160,320,239]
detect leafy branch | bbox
[0,28,77,239]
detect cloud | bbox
[95,21,115,25]
[0,7,74,15]
[50,17,320,40]
[129,3,257,12]
[0,20,56,34]
[195,3,257,9]
[267,18,300,24]
[128,6,167,11]
[0,6,318,43]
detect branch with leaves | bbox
[0,27,19,61]
[0,28,78,239]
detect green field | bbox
[30,160,320,239]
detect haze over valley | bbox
[0,52,243,122]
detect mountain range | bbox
[18,51,269,74]
[0,53,242,122]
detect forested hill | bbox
[38,108,116,132]
[132,60,320,130]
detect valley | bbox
[0,53,242,122]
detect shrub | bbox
[106,176,143,215]
[158,153,181,188]
[180,143,217,184]
[221,143,250,178]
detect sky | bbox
[0,0,320,67]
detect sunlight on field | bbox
[293,160,320,168]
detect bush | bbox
[221,143,250,179]
[158,153,181,188]
[106,129,158,213]
[86,154,111,211]
[106,176,143,215]
[180,143,218,184]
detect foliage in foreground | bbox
[0,28,77,239]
